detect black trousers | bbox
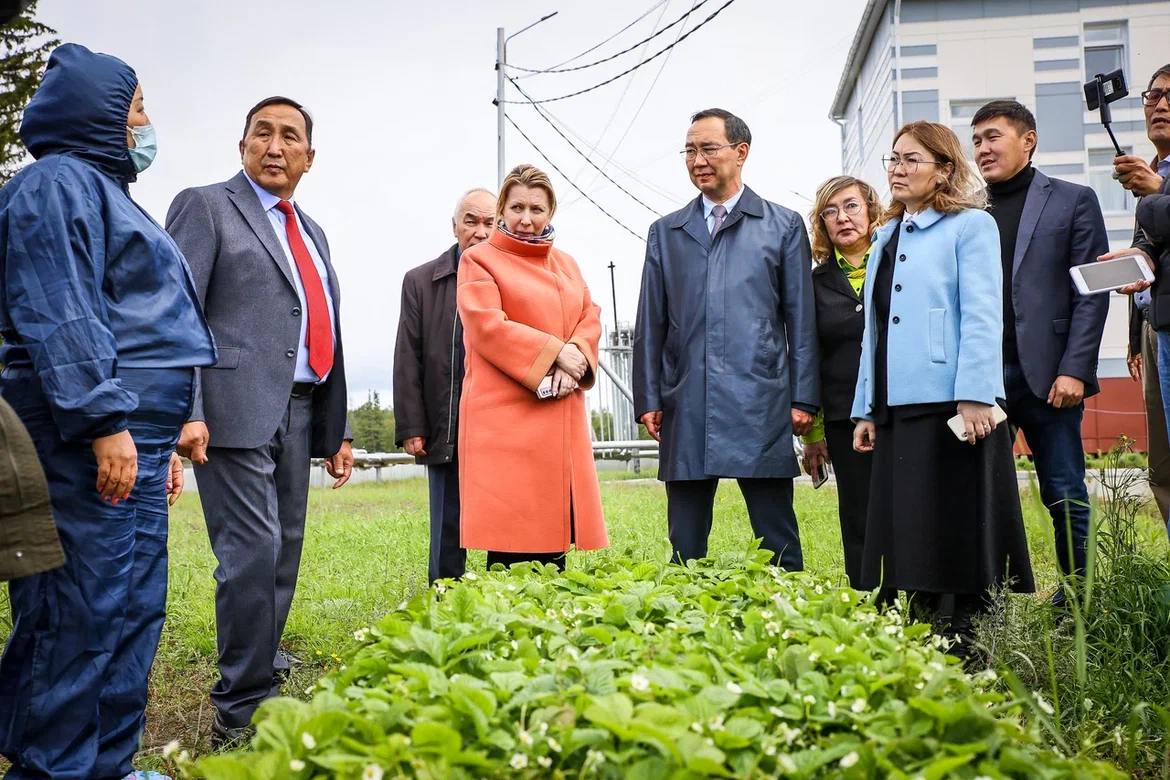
[427,463,466,583]
[665,477,802,570]
[824,420,872,588]
[486,550,566,571]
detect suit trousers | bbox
[664,478,802,570]
[427,462,466,583]
[1144,322,1170,526]
[0,367,191,780]
[823,420,872,587]
[1004,359,1090,576]
[196,394,312,729]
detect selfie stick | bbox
[1092,74,1125,156]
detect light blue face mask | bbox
[127,124,157,172]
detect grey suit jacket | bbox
[1008,169,1110,399]
[165,171,350,457]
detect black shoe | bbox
[210,711,255,752]
[273,648,303,684]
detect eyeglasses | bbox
[1141,88,1170,108]
[681,143,738,161]
[820,200,864,221]
[882,154,945,173]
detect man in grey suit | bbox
[166,96,353,746]
[971,100,1109,599]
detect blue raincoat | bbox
[0,43,214,779]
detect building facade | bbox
[831,0,1170,452]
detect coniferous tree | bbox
[0,1,57,185]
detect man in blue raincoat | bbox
[633,108,819,570]
[0,44,215,778]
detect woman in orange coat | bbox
[457,164,608,569]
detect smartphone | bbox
[811,461,830,489]
[1069,253,1154,295]
[536,375,555,399]
[946,404,1009,441]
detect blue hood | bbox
[20,43,139,183]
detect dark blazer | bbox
[811,258,865,422]
[633,186,819,481]
[165,171,349,458]
[393,244,463,465]
[1008,170,1110,399]
[1137,175,1170,330]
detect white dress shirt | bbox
[702,185,744,235]
[244,172,337,383]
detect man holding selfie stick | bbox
[971,100,1109,599]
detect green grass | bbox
[17,476,1166,768]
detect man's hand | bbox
[93,430,137,503]
[640,410,662,442]
[166,451,185,506]
[177,421,210,464]
[555,343,587,381]
[325,440,354,489]
[403,436,427,457]
[1128,351,1143,383]
[852,421,875,453]
[802,439,829,476]
[1113,155,1164,197]
[1097,248,1154,294]
[791,408,814,437]
[1047,375,1085,408]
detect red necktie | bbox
[276,200,334,379]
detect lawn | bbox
[9,473,1167,768]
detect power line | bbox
[513,0,669,78]
[508,0,709,76]
[536,103,685,204]
[576,1,691,199]
[509,77,663,216]
[505,113,646,242]
[501,0,739,105]
[566,0,673,182]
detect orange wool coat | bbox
[456,229,608,553]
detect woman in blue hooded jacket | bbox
[0,44,215,778]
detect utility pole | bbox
[495,27,505,186]
[608,261,619,339]
[494,12,558,185]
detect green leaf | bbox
[410,720,463,754]
[409,626,446,665]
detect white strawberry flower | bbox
[301,732,316,749]
[362,765,384,780]
[839,751,859,768]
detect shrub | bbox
[180,551,1121,779]
[979,439,1170,776]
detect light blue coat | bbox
[851,207,1004,421]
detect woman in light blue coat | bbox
[851,122,1034,661]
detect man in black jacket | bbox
[1116,65,1170,531]
[972,100,1110,592]
[393,188,495,582]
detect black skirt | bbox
[859,406,1035,595]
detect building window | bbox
[1088,148,1132,213]
[1083,22,1126,80]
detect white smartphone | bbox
[536,375,555,399]
[946,404,1008,441]
[1069,253,1154,295]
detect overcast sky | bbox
[38,0,868,404]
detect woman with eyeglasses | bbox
[801,176,885,588]
[851,121,1034,661]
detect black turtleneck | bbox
[987,163,1035,366]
